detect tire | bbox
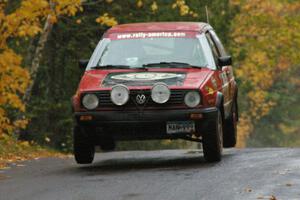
[99,137,116,151]
[73,126,95,164]
[202,110,223,162]
[223,100,237,148]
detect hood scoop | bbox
[102,72,186,87]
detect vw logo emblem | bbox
[136,94,146,104]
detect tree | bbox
[230,0,300,147]
[0,0,82,137]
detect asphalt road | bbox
[1,148,300,200]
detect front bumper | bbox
[74,107,218,140]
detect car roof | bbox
[106,22,211,34]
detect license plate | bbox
[166,121,195,134]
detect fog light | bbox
[80,115,93,121]
[190,113,203,120]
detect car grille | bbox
[93,89,188,108]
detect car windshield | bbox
[87,34,216,70]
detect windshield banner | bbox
[108,32,197,40]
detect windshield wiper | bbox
[91,65,131,69]
[142,62,204,68]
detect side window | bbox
[197,34,217,70]
[205,32,219,65]
[209,30,227,57]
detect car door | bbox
[205,30,232,117]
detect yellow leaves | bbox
[236,114,253,148]
[18,25,42,37]
[96,13,118,27]
[235,51,274,90]
[179,4,189,16]
[247,90,276,119]
[172,0,198,17]
[0,0,83,136]
[190,11,198,18]
[277,56,290,71]
[45,137,51,143]
[9,0,49,35]
[49,15,57,24]
[19,141,30,148]
[137,0,143,8]
[151,1,158,13]
[278,123,297,135]
[0,49,30,135]
[52,0,82,17]
[76,19,82,24]
[230,0,241,6]
[231,0,300,145]
[14,119,29,130]
[0,136,64,169]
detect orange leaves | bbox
[0,49,30,98]
[235,51,273,90]
[52,0,82,17]
[236,114,253,148]
[231,0,300,147]
[4,0,49,39]
[172,0,198,17]
[0,49,30,135]
[231,0,300,146]
[1,0,82,41]
[96,13,118,27]
[151,1,158,13]
[0,136,64,169]
[137,0,143,8]
[0,0,82,136]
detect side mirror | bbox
[78,59,89,70]
[218,56,232,67]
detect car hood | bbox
[78,68,213,91]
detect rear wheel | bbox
[223,100,237,148]
[202,110,223,162]
[73,126,95,164]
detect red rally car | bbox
[72,22,238,164]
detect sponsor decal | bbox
[211,77,217,89]
[102,72,186,87]
[205,86,215,95]
[111,72,183,81]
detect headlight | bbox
[151,83,170,104]
[184,91,201,108]
[111,84,129,106]
[82,94,99,110]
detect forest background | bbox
[0,0,299,162]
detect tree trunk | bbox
[22,14,54,104]
[17,3,54,138]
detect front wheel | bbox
[202,110,223,162]
[73,126,95,164]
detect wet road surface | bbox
[1,148,300,200]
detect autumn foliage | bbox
[230,0,300,146]
[0,0,81,136]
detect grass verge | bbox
[0,135,66,169]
